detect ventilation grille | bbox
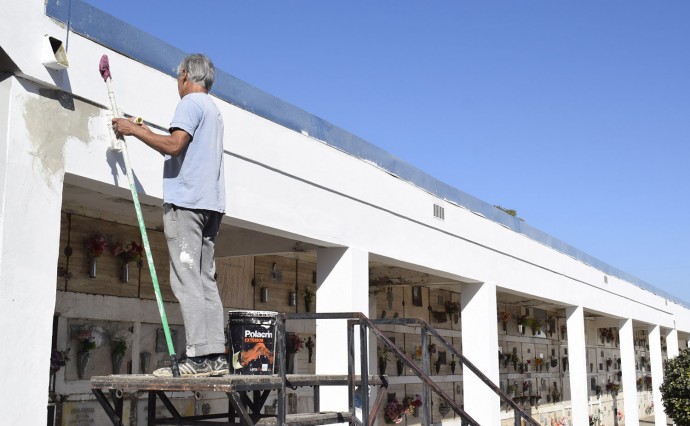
[433,203,445,220]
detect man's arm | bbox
[112,118,190,156]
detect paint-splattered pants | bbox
[164,203,225,357]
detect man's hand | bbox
[112,117,190,156]
[112,117,147,138]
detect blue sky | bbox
[83,1,690,303]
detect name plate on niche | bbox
[63,401,114,425]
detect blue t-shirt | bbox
[164,92,225,213]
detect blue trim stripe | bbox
[46,0,687,308]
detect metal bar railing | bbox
[361,316,480,425]
[280,312,540,426]
[372,317,540,426]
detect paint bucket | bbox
[226,310,277,375]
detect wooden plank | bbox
[137,229,175,302]
[254,256,297,312]
[217,256,254,309]
[90,374,384,392]
[63,215,140,298]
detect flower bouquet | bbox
[402,394,423,417]
[606,381,621,395]
[84,233,108,278]
[110,330,133,374]
[84,233,108,258]
[303,287,314,312]
[50,348,71,373]
[73,325,106,379]
[287,333,304,353]
[384,398,406,424]
[498,311,511,331]
[112,241,144,267]
[445,301,460,323]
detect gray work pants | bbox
[163,203,225,357]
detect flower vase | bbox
[304,301,311,312]
[450,362,456,374]
[453,313,459,324]
[112,352,124,374]
[140,352,151,373]
[439,405,450,417]
[518,325,524,335]
[121,262,129,284]
[286,352,295,374]
[396,358,404,375]
[378,357,387,375]
[77,351,91,379]
[502,321,507,332]
[88,257,97,278]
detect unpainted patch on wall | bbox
[22,88,102,183]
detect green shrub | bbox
[660,348,690,425]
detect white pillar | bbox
[461,282,499,425]
[666,327,679,358]
[315,247,369,411]
[619,318,639,425]
[648,324,667,426]
[0,77,65,425]
[565,306,588,426]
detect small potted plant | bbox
[551,387,561,403]
[110,330,133,374]
[84,233,108,278]
[396,351,405,375]
[498,311,512,331]
[606,381,621,397]
[535,356,544,372]
[383,397,405,424]
[73,325,106,379]
[377,346,390,375]
[402,394,423,417]
[285,333,304,373]
[529,318,542,336]
[445,301,460,324]
[438,399,451,417]
[518,315,528,335]
[111,241,144,283]
[303,287,314,312]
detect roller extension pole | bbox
[99,54,180,377]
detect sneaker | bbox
[153,357,212,378]
[209,354,229,376]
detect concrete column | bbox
[565,306,588,426]
[0,77,65,425]
[648,325,667,426]
[666,327,679,358]
[461,282,499,425]
[618,318,639,425]
[315,247,369,411]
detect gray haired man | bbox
[113,54,228,377]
